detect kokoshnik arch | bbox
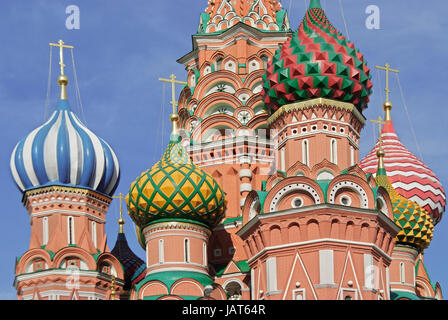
[10,0,445,300]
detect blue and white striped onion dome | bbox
[10,99,120,197]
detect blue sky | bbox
[0,0,446,299]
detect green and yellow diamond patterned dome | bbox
[126,132,226,230]
[375,152,434,251]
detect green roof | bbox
[214,260,250,277]
[315,179,332,203]
[236,260,250,273]
[390,291,422,300]
[222,216,243,225]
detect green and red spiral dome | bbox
[262,0,373,114]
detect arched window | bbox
[42,217,49,246]
[67,216,75,245]
[331,139,338,165]
[302,140,309,166]
[216,57,223,71]
[225,281,243,300]
[261,55,269,69]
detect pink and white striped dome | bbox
[360,119,446,225]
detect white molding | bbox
[240,183,253,193]
[146,267,209,276]
[31,210,105,223]
[246,238,392,265]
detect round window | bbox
[292,197,304,208]
[340,196,352,206]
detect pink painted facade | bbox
[11,0,444,301]
[14,187,124,300]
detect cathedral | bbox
[10,0,446,300]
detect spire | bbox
[309,0,322,9]
[113,193,126,234]
[49,40,74,100]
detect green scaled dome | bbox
[126,134,226,230]
[262,0,373,114]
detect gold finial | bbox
[370,116,386,146]
[110,275,117,300]
[49,40,74,100]
[375,63,399,121]
[113,193,126,234]
[376,146,386,170]
[158,74,187,134]
[371,116,386,170]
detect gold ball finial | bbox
[383,100,393,111]
[170,113,179,122]
[376,148,385,158]
[383,101,393,121]
[58,74,69,86]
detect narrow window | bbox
[302,140,309,166]
[364,254,375,289]
[319,250,335,284]
[400,262,405,284]
[266,257,278,293]
[216,57,223,71]
[203,243,207,266]
[159,239,165,264]
[280,148,286,172]
[350,145,355,166]
[261,55,269,70]
[68,216,75,245]
[91,221,97,248]
[42,217,49,246]
[331,139,338,165]
[184,239,190,263]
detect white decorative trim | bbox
[270,183,321,212]
[329,181,369,208]
[31,210,106,223]
[146,267,209,276]
[247,239,392,265]
[239,169,253,178]
[240,183,253,193]
[292,288,306,300]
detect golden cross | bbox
[370,116,386,145]
[375,63,399,102]
[49,40,74,76]
[158,74,187,114]
[113,193,126,233]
